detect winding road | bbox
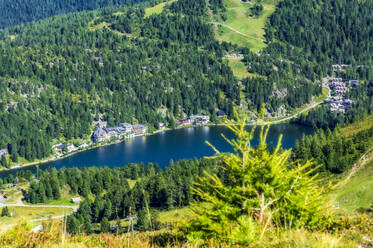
[263,101,323,125]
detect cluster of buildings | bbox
[324,97,353,114]
[225,53,244,59]
[325,76,360,114]
[329,78,348,95]
[332,64,350,70]
[93,121,148,142]
[52,142,89,158]
[176,115,210,127]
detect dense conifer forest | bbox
[0,0,372,244]
[0,0,339,164]
[0,0,150,28]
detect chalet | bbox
[66,144,78,153]
[119,123,133,133]
[225,53,244,59]
[190,115,210,125]
[217,110,226,117]
[96,121,108,129]
[53,143,68,151]
[332,64,350,70]
[105,127,121,138]
[71,197,82,203]
[177,119,192,127]
[79,142,89,149]
[349,80,360,87]
[332,64,341,70]
[133,124,148,136]
[341,64,350,70]
[93,128,107,142]
[331,78,343,83]
[0,149,8,158]
[324,96,353,113]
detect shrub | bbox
[181,108,333,245]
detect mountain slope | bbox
[0,0,371,167]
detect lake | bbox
[0,124,313,177]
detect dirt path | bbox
[211,22,266,42]
[3,202,79,212]
[340,146,373,188]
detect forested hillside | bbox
[268,0,373,128]
[0,0,371,165]
[0,1,240,163]
[268,0,373,65]
[0,0,149,28]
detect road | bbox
[263,101,323,125]
[2,195,79,212]
[258,85,330,125]
[0,198,77,233]
[3,202,79,212]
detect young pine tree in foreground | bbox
[182,108,333,245]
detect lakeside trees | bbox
[292,125,373,173]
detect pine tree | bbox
[100,217,110,233]
[1,206,10,217]
[182,107,332,245]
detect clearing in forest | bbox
[144,0,178,17]
[215,0,277,51]
[225,57,265,79]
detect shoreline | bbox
[0,121,289,174]
[0,124,209,173]
[0,104,319,174]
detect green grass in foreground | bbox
[145,0,177,17]
[158,206,193,225]
[216,0,277,51]
[0,206,73,231]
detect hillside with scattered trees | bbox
[0,0,336,166]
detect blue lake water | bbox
[0,124,313,177]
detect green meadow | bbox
[215,0,277,51]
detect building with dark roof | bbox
[217,110,226,117]
[133,124,148,136]
[93,128,107,142]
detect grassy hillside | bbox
[215,0,277,51]
[331,156,373,213]
[0,206,73,232]
[327,117,373,213]
[144,0,177,17]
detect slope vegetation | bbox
[214,0,277,51]
[0,0,149,29]
[330,149,373,213]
